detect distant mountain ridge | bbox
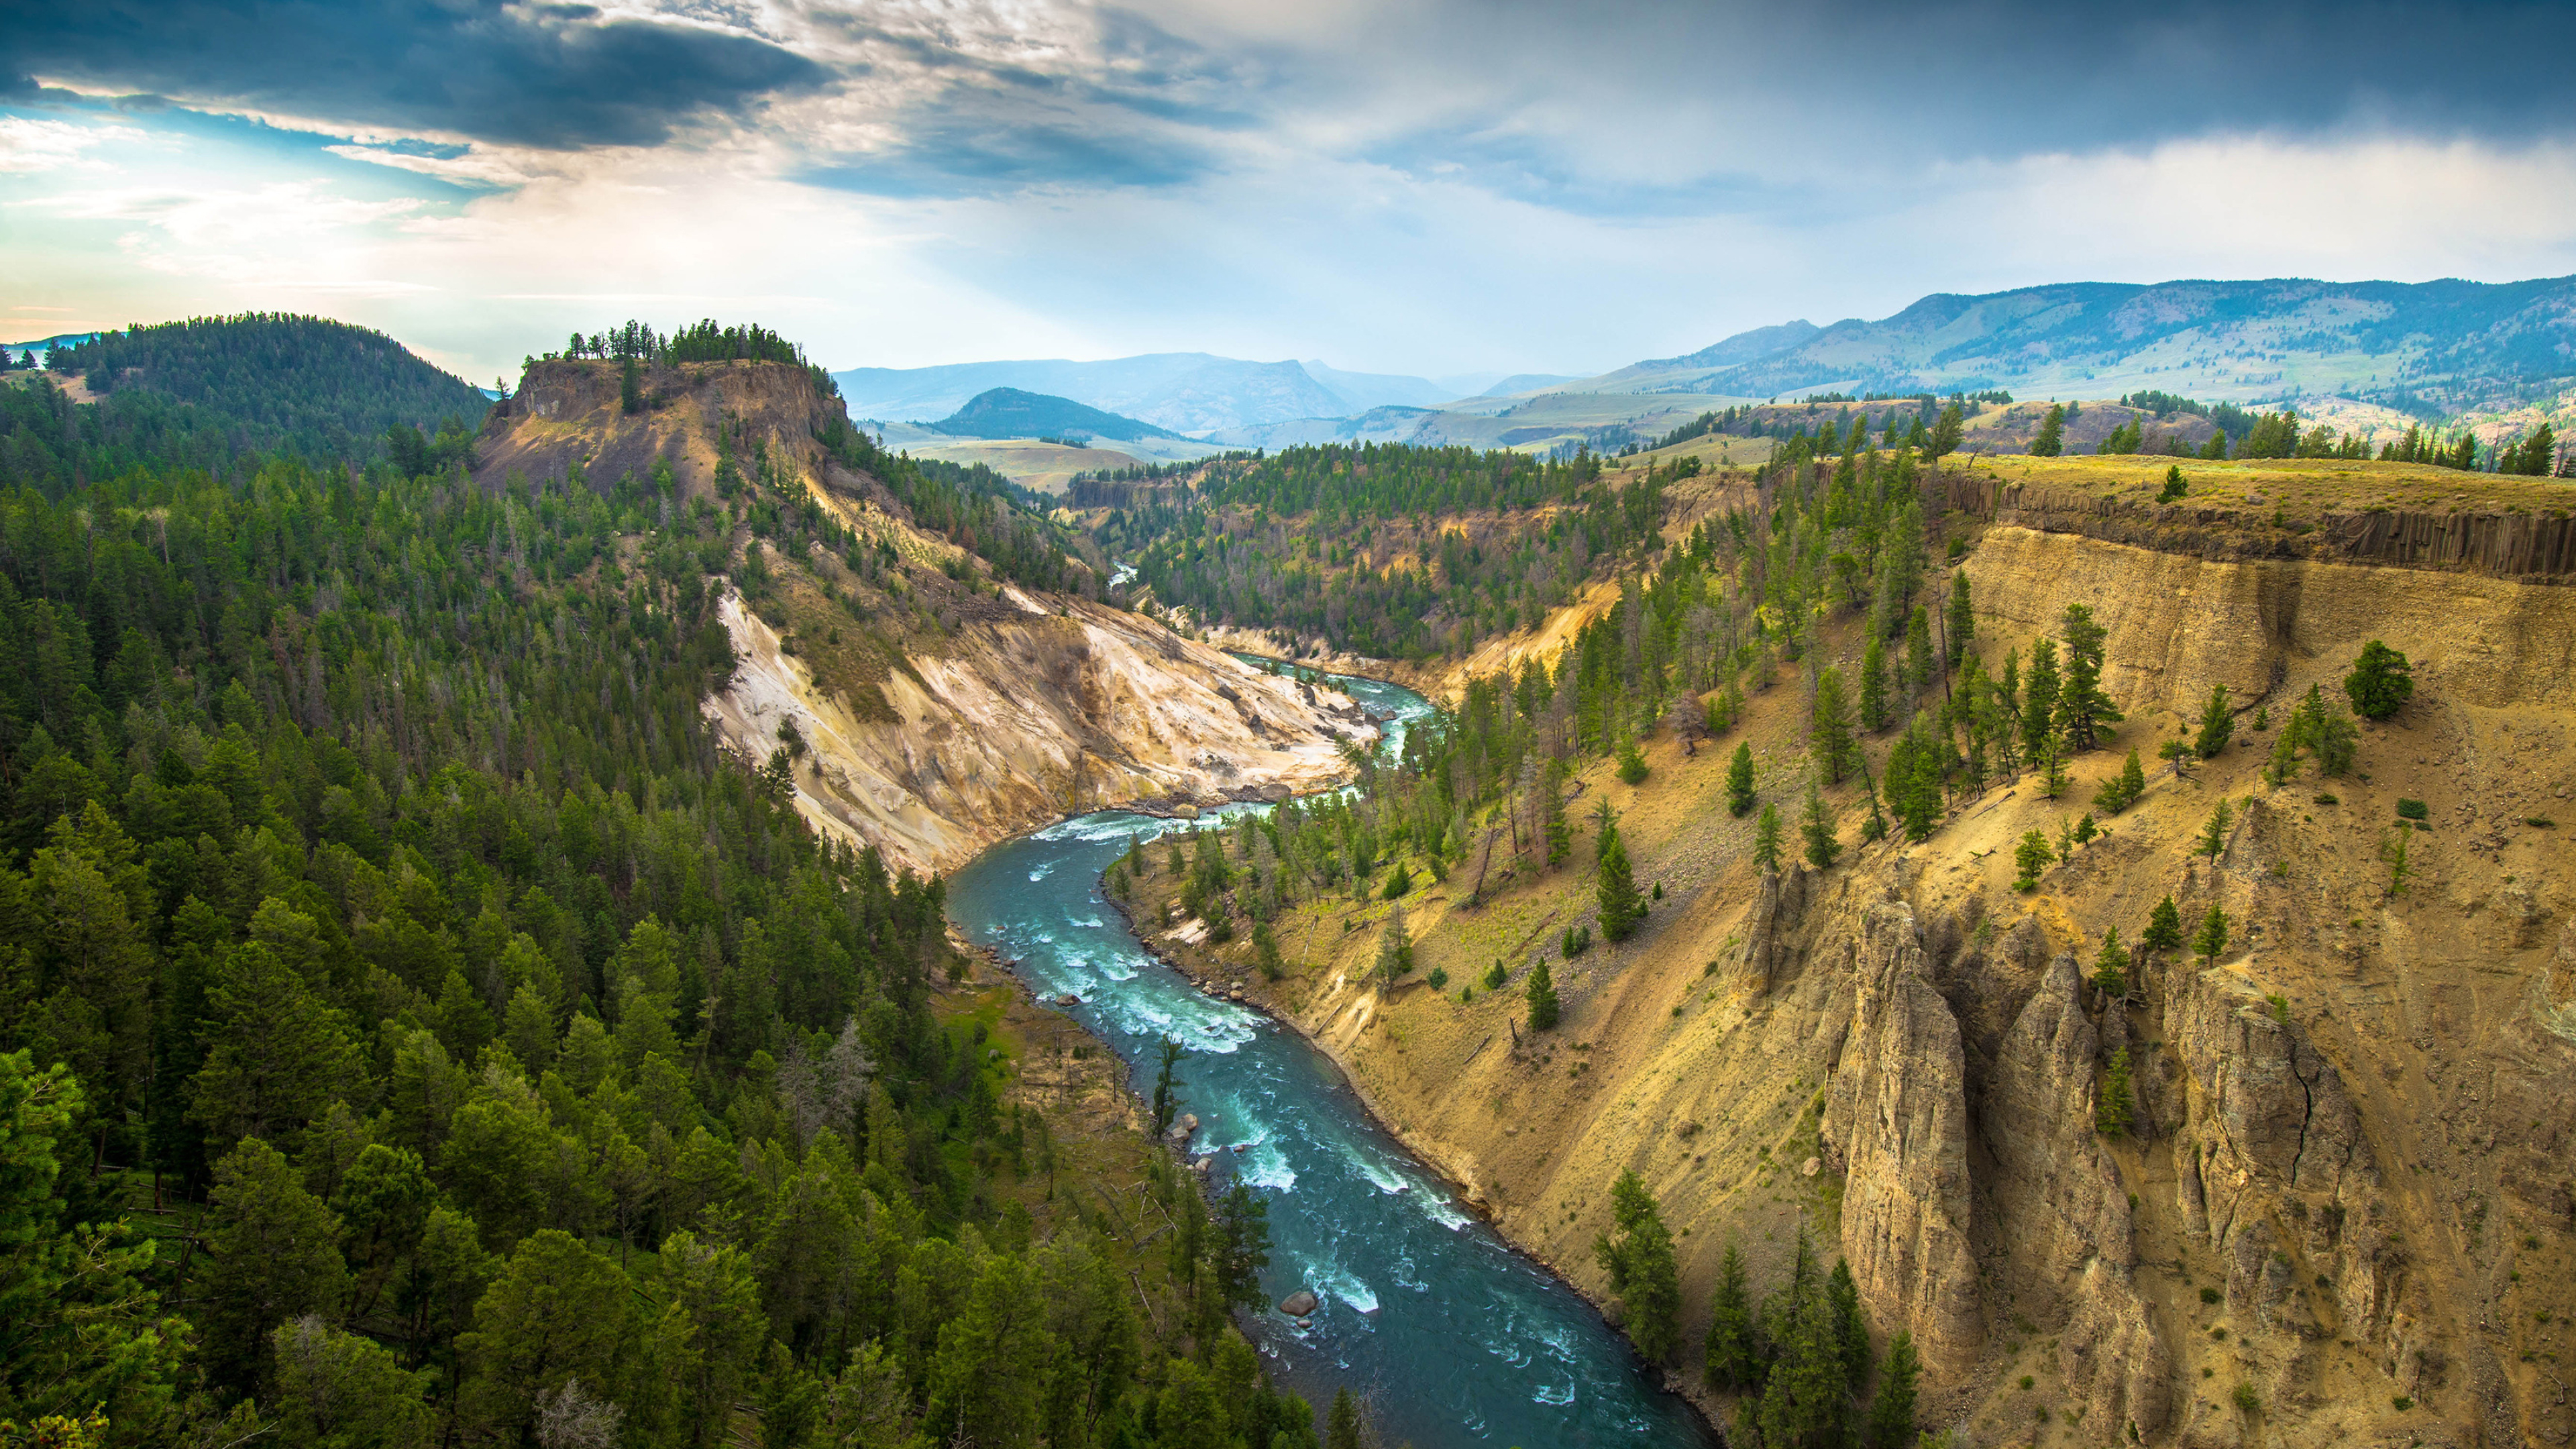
[836,352,1488,436]
[929,387,1183,442]
[1600,276,2576,413]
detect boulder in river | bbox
[1279,1290,1320,1317]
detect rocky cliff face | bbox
[1819,902,1984,1378]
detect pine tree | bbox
[2096,1048,2135,1137]
[619,356,642,415]
[2200,428,2229,461]
[1801,778,1842,870]
[1945,570,1974,665]
[2053,604,2122,749]
[1150,1036,1185,1137]
[1326,1388,1366,1449]
[1858,636,1889,732]
[1866,1330,1920,1448]
[2193,684,2235,759]
[2343,640,2414,720]
[1616,737,1650,785]
[200,1136,350,1393]
[1593,1171,1681,1362]
[1524,958,1560,1030]
[1727,741,1757,818]
[1827,1259,1871,1392]
[2037,729,2070,798]
[1756,1228,1848,1449]
[1542,759,1573,865]
[1856,756,1889,844]
[1904,604,1934,692]
[1812,666,1856,783]
[2192,902,2231,967]
[1373,904,1414,989]
[1596,821,1644,943]
[1998,647,2021,739]
[2021,637,2059,765]
[2090,927,2131,1000]
[2031,403,2065,456]
[2159,464,2189,502]
[2141,894,2185,963]
[2012,829,2053,892]
[2263,718,2301,786]
[1705,1242,1760,1391]
[1754,802,1784,871]
[2196,799,2233,859]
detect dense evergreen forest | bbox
[39,316,492,467]
[0,323,1320,1448]
[1092,442,1684,661]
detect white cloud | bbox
[0,117,146,173]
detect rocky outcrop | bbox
[1733,865,1807,996]
[1983,953,2169,1442]
[1821,902,1983,1377]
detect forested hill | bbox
[932,386,1184,442]
[0,321,1321,1448]
[5,314,490,482]
[1083,441,1684,663]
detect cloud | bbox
[0,115,146,172]
[2,1,829,150]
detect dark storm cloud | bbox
[0,0,828,149]
[794,5,1263,197]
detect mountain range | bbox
[1585,275,2576,414]
[833,354,1571,438]
[839,276,2576,446]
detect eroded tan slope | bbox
[1140,509,2576,1448]
[705,586,1374,877]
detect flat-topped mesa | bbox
[474,356,849,498]
[1938,469,2576,580]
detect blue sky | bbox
[8,1,2576,384]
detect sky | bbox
[7,0,2576,385]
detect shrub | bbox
[2344,640,2414,720]
[2313,793,2339,806]
[2231,1383,2261,1415]
[1426,967,1448,991]
[2395,798,2428,820]
[1482,959,1508,991]
[2200,1287,2222,1305]
[2392,1396,2414,1411]
[2526,816,2557,828]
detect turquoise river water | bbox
[943,668,1708,1448]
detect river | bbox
[944,667,1709,1448]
